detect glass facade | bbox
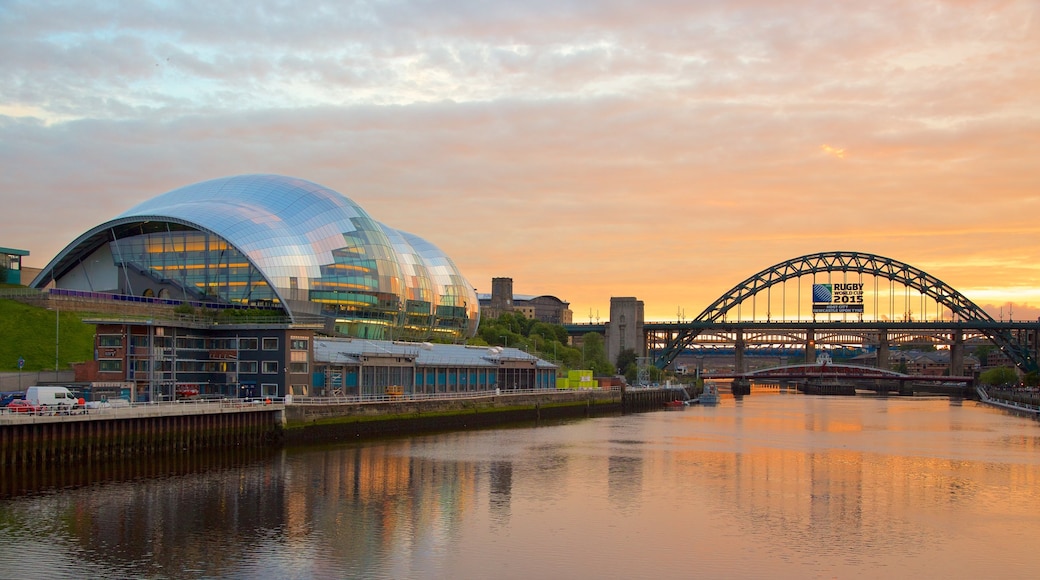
[34,175,479,341]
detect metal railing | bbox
[0,396,286,422]
[0,387,615,421]
[289,387,580,405]
[977,385,1040,415]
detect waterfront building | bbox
[0,246,29,285]
[31,174,479,342]
[75,319,555,401]
[77,319,322,400]
[312,338,557,396]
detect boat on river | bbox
[698,382,720,405]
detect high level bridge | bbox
[565,251,1040,375]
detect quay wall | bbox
[0,407,282,467]
[283,390,625,444]
[0,388,683,467]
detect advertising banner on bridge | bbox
[812,283,864,313]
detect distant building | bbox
[0,246,28,285]
[478,277,573,324]
[976,346,1015,370]
[866,349,980,375]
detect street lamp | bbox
[500,335,508,349]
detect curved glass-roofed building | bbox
[31,174,479,341]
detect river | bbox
[1,391,1039,579]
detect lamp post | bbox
[500,335,508,349]
[55,302,59,372]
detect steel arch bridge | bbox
[653,251,1038,372]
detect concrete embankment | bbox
[283,390,624,444]
[0,388,683,467]
[1,405,282,467]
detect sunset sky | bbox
[2,0,1038,322]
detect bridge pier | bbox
[734,329,746,374]
[805,330,816,364]
[878,329,889,370]
[951,330,964,376]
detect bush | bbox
[173,303,195,315]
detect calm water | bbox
[2,392,1040,579]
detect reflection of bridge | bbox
[565,251,1040,374]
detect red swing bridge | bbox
[705,361,975,396]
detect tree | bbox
[1023,371,1038,388]
[579,332,613,376]
[616,348,637,375]
[979,366,1019,387]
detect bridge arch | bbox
[657,251,1037,372]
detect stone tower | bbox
[489,277,514,316]
[606,297,644,368]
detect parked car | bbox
[86,398,131,410]
[5,399,40,414]
[0,392,25,407]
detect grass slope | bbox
[0,299,95,372]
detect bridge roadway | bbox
[565,319,1040,372]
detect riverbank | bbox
[976,386,1040,418]
[0,387,693,467]
[282,390,624,444]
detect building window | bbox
[239,361,258,374]
[239,337,258,350]
[289,362,308,373]
[98,335,123,347]
[262,361,279,374]
[261,383,279,396]
[291,338,308,350]
[177,337,206,350]
[99,360,123,372]
[262,337,278,351]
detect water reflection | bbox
[1,396,1039,579]
[489,461,512,526]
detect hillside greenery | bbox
[468,311,616,376]
[0,298,97,372]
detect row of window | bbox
[99,335,310,351]
[99,360,310,374]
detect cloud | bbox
[1,0,1039,320]
[820,144,845,159]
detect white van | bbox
[25,386,80,414]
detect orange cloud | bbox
[821,144,846,159]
